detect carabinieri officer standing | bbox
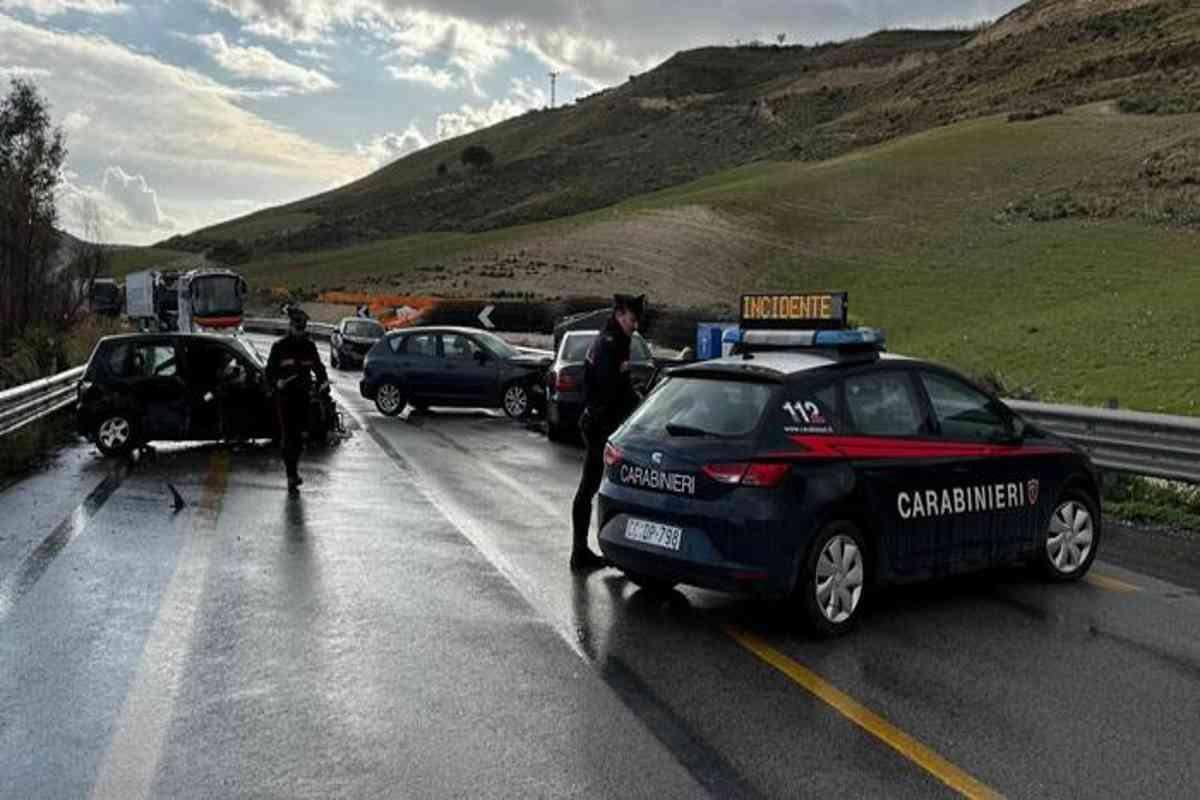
[570,293,645,571]
[266,305,328,491]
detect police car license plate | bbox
[625,518,683,551]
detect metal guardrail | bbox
[0,366,86,438]
[242,318,335,339]
[1006,399,1200,484]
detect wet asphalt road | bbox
[1,336,1199,799]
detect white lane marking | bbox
[89,453,228,800]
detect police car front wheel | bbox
[1039,490,1100,581]
[798,521,868,636]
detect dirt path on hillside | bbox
[392,205,787,307]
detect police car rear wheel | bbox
[1040,491,1099,581]
[502,383,530,419]
[799,522,867,636]
[375,382,406,417]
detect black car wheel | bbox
[1038,489,1100,581]
[95,413,137,457]
[375,381,406,416]
[502,382,531,419]
[797,520,869,636]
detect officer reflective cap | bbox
[613,293,646,318]
[285,304,309,330]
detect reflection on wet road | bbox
[1,340,1199,798]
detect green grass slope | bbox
[164,0,1200,261]
[229,103,1198,413]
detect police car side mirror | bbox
[474,349,489,364]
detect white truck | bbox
[124,267,246,334]
[124,270,178,331]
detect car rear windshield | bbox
[621,376,776,439]
[562,333,651,363]
[475,331,518,359]
[344,321,384,338]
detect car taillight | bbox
[702,463,746,484]
[555,371,578,392]
[702,462,790,488]
[603,443,623,467]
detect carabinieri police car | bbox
[597,292,1101,635]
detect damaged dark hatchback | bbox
[77,332,310,456]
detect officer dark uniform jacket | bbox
[266,311,328,488]
[571,294,645,569]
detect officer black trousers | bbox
[279,393,308,479]
[572,427,607,551]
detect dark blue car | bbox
[360,326,550,419]
[597,299,1101,635]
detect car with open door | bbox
[77,333,332,456]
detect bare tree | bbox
[0,78,67,348]
[777,33,787,46]
[54,199,110,326]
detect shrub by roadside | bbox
[1103,476,1200,531]
[1118,94,1200,116]
[0,314,125,479]
[0,314,124,390]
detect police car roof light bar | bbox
[733,328,885,349]
[732,327,886,360]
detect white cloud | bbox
[0,0,128,15]
[0,65,53,78]
[386,10,510,93]
[206,0,1023,90]
[355,125,430,167]
[62,109,90,131]
[187,31,337,93]
[100,165,173,229]
[521,29,649,90]
[435,77,545,140]
[295,47,331,61]
[1,14,371,244]
[386,62,460,90]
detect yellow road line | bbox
[1085,573,1140,593]
[724,625,1004,800]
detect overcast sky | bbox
[0,0,1022,245]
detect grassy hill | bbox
[127,0,1200,412]
[166,0,1200,255]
